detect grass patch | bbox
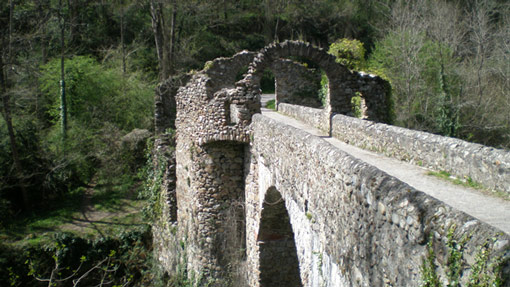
[0,176,144,248]
[427,170,509,200]
[266,99,276,110]
[91,176,139,212]
[0,188,85,245]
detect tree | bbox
[150,0,177,80]
[59,0,67,139]
[0,0,29,210]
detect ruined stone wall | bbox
[152,134,181,274]
[271,59,322,108]
[331,113,510,196]
[245,114,509,286]
[243,41,392,123]
[169,50,261,285]
[154,40,509,286]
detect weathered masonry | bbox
[152,41,510,286]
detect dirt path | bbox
[59,180,143,237]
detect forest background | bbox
[0,0,508,286]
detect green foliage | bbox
[468,238,505,287]
[445,226,469,286]
[436,67,460,137]
[266,99,276,110]
[260,70,275,93]
[368,32,454,130]
[0,226,153,286]
[138,138,166,221]
[351,92,363,118]
[421,237,442,287]
[318,72,328,107]
[426,171,501,199]
[39,56,154,132]
[328,38,366,70]
[421,228,504,287]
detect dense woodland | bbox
[0,0,508,286]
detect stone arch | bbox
[203,50,256,96]
[270,59,323,109]
[258,187,302,287]
[242,41,350,114]
[238,40,392,123]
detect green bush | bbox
[328,38,366,70]
[1,226,153,287]
[39,55,154,132]
[318,72,328,106]
[37,55,155,189]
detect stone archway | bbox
[258,187,302,287]
[238,40,392,123]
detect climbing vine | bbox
[138,138,166,221]
[420,226,505,287]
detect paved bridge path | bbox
[260,96,510,235]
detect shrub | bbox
[328,38,366,70]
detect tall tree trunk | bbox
[168,0,176,75]
[150,0,177,80]
[0,1,29,210]
[37,0,49,64]
[120,3,126,74]
[59,0,67,139]
[150,0,168,80]
[0,61,29,210]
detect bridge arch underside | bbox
[258,187,302,287]
[248,150,348,287]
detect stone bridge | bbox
[152,41,510,286]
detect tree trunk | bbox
[150,0,168,80]
[59,0,67,139]
[168,0,177,75]
[37,0,49,64]
[120,3,126,74]
[1,2,29,210]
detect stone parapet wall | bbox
[246,114,509,286]
[278,103,329,132]
[331,113,510,196]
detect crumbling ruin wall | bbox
[271,59,322,108]
[171,50,259,285]
[243,40,392,124]
[153,41,509,287]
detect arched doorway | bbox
[258,187,302,286]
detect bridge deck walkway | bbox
[260,105,510,235]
